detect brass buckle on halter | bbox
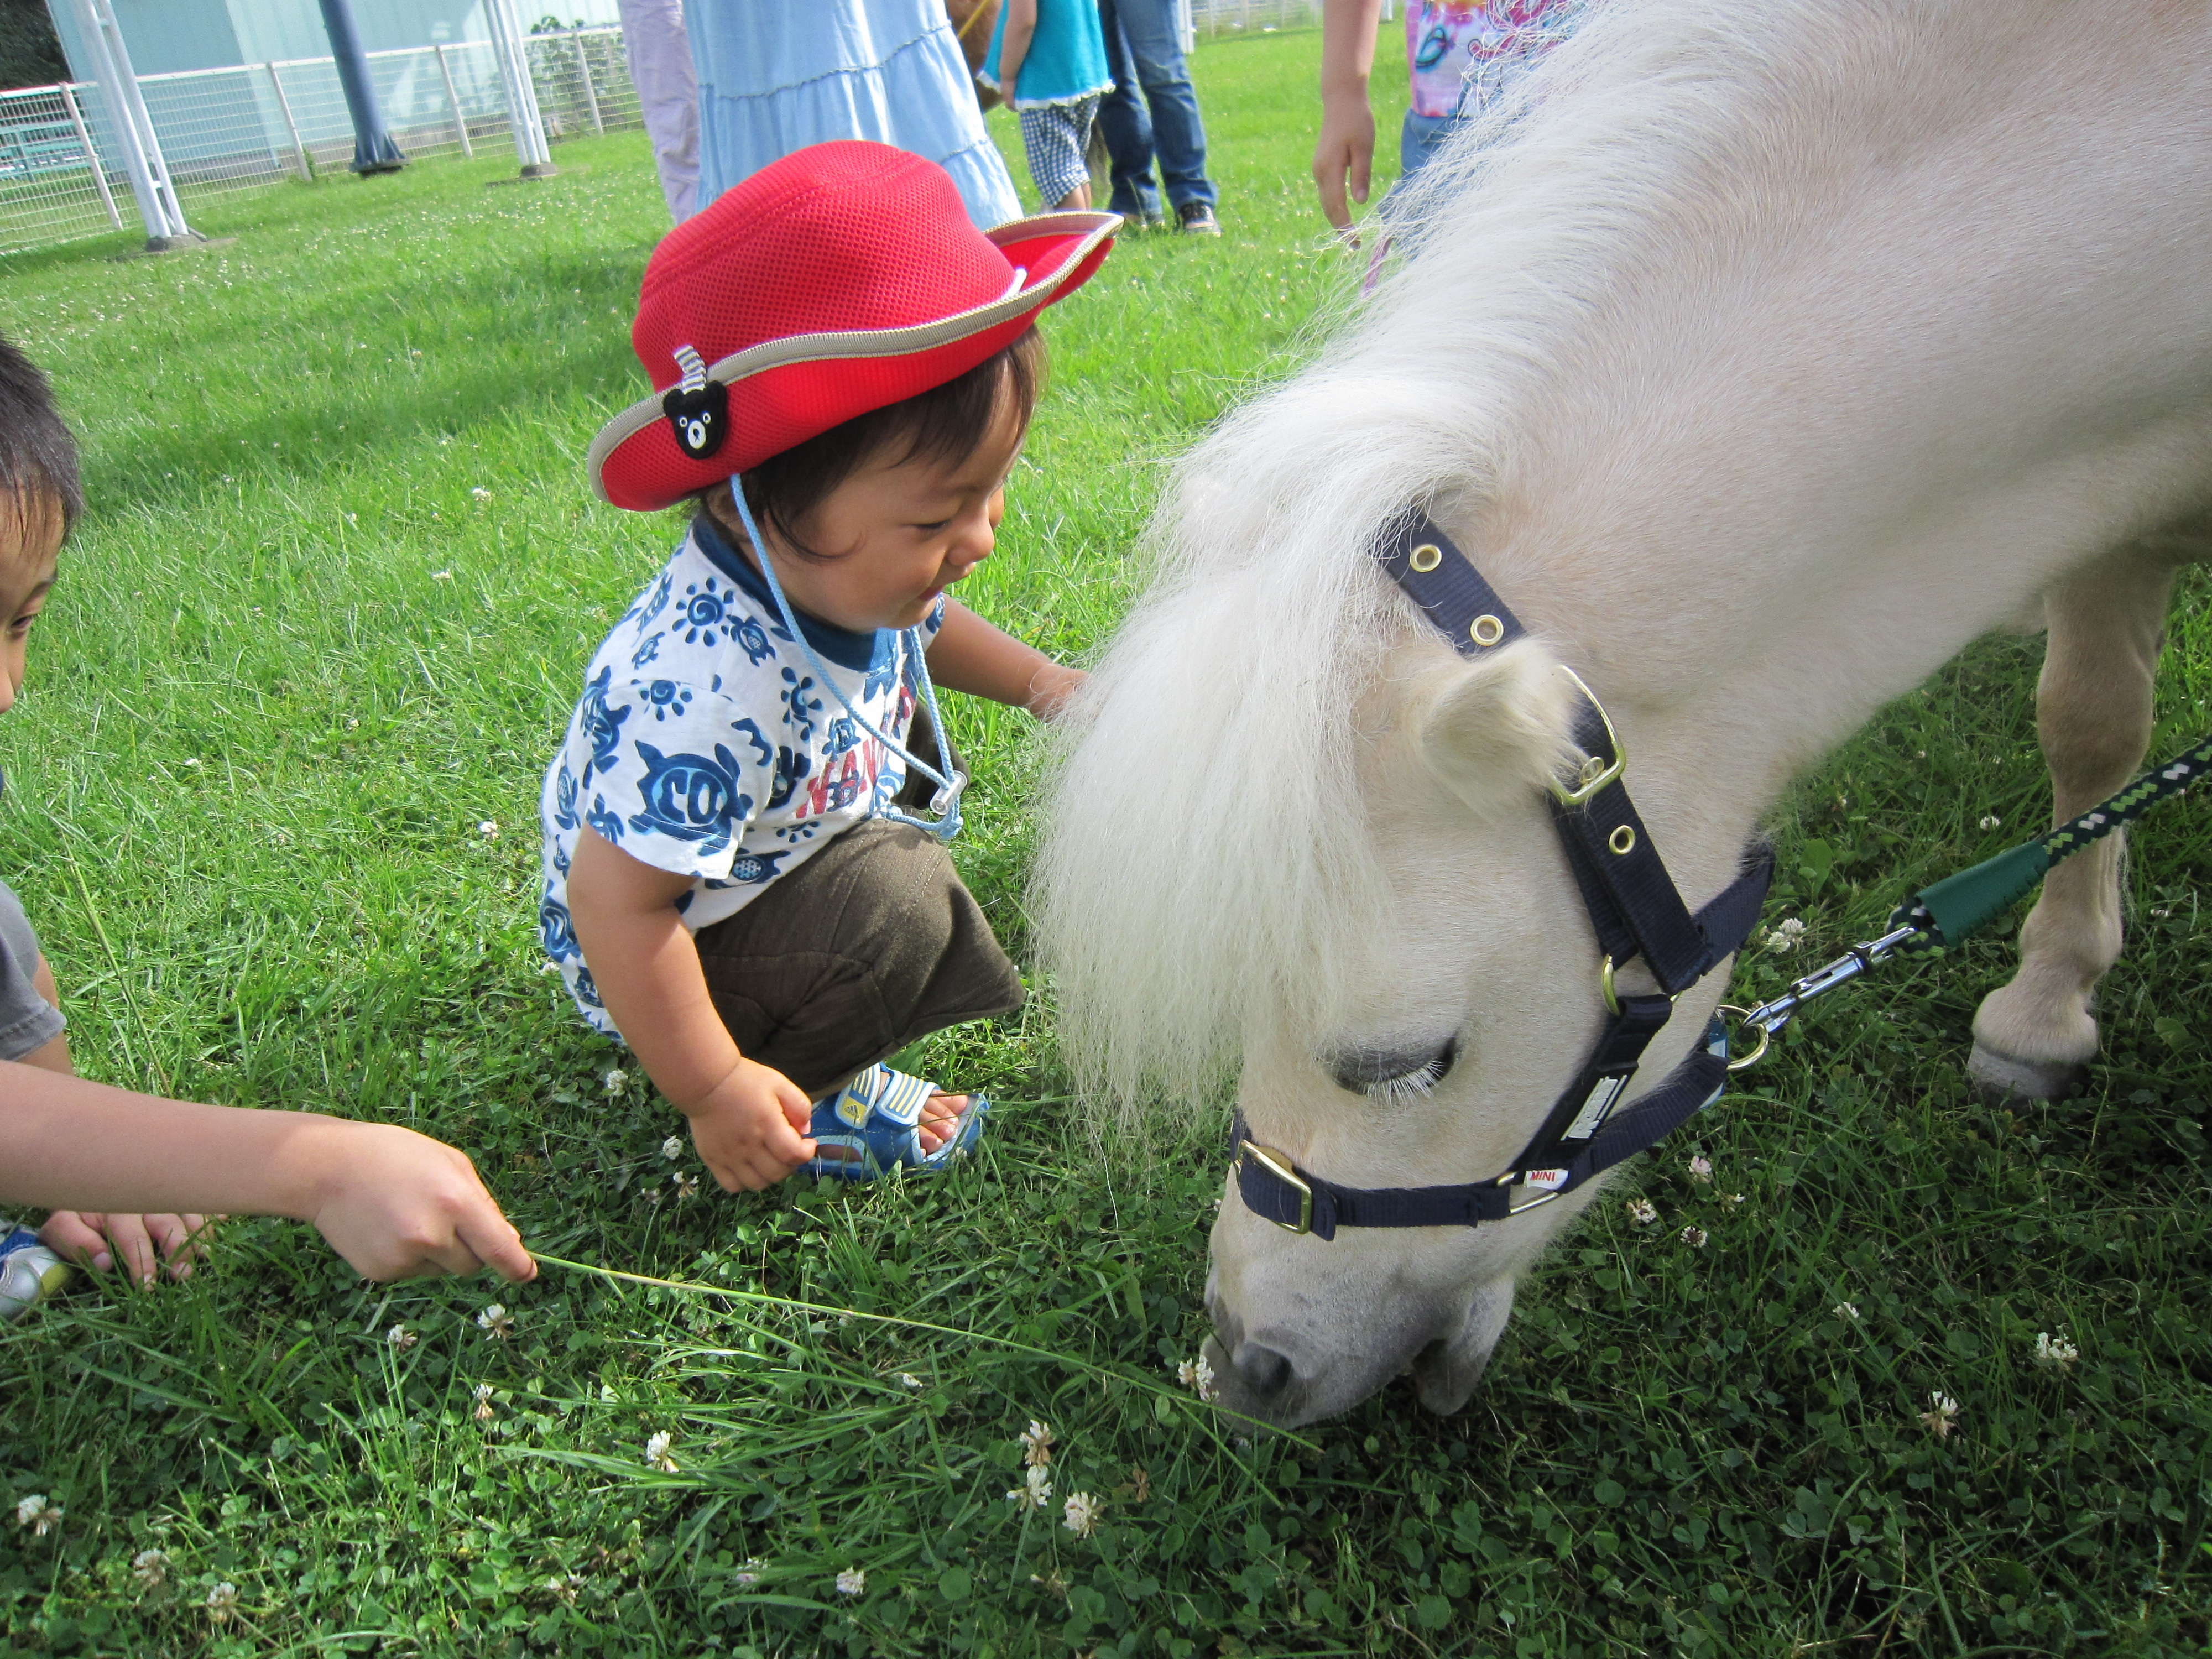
[1549,666,1627,807]
[1239,1142,1312,1234]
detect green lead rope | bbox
[1889,730,2212,951]
[1731,730,2212,1057]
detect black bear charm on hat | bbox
[662,345,727,460]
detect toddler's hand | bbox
[1026,662,1088,722]
[41,1209,210,1285]
[302,1120,536,1282]
[684,1059,817,1191]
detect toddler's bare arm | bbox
[1316,0,1386,234]
[926,598,1084,719]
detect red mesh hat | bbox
[589,140,1117,512]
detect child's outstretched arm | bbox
[926,598,1084,718]
[565,826,820,1191]
[1316,0,1387,235]
[0,1064,535,1281]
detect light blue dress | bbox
[981,0,1114,111]
[682,0,1023,228]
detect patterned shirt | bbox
[1406,0,1590,120]
[538,514,944,1032]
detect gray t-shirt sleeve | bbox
[0,876,64,1061]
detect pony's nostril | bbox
[1233,1342,1295,1399]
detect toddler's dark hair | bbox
[0,331,81,538]
[716,327,1044,558]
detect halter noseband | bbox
[1230,512,1773,1240]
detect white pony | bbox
[1035,0,2212,1427]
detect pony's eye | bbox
[1330,1037,1458,1103]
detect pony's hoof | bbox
[1966,1041,2087,1104]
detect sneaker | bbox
[1176,202,1222,236]
[1116,209,1166,233]
[0,1227,69,1322]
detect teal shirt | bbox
[982,0,1113,110]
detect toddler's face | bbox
[750,394,1026,633]
[0,494,63,717]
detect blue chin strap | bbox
[726,478,966,842]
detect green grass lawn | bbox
[2,26,2209,1659]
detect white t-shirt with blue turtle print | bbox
[539,514,945,1034]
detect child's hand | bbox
[41,1209,210,1285]
[300,1120,537,1282]
[1026,662,1087,721]
[684,1058,817,1191]
[1313,91,1376,238]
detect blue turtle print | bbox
[585,794,626,846]
[730,717,773,770]
[779,667,822,742]
[572,965,605,1009]
[624,570,674,633]
[551,763,580,831]
[824,714,859,757]
[679,577,735,646]
[540,891,580,960]
[727,848,790,885]
[628,740,753,852]
[630,631,664,670]
[730,610,776,667]
[578,666,631,768]
[768,744,810,811]
[644,680,693,722]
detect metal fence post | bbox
[262,62,313,179]
[56,82,123,228]
[63,0,196,247]
[432,43,473,158]
[486,0,556,176]
[571,34,604,137]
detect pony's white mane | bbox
[1034,0,1918,1109]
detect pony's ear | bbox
[1413,639,1582,818]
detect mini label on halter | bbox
[662,381,729,460]
[1522,1168,1571,1191]
[1563,1071,1631,1141]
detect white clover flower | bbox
[129,1547,168,1589]
[473,1383,496,1421]
[181,756,201,769]
[1979,815,2001,831]
[471,487,492,502]
[477,1303,514,1340]
[1006,1463,1053,1509]
[1778,918,1806,936]
[660,1132,685,1158]
[1019,1418,1055,1468]
[1723,1192,1746,1208]
[431,570,453,581]
[205,1582,239,1622]
[834,1567,865,1597]
[477,820,499,840]
[1919,1391,1960,1438]
[1687,1155,1713,1184]
[1679,1226,1708,1248]
[1833,1302,1860,1321]
[734,1559,762,1588]
[671,1171,699,1200]
[894,1373,923,1391]
[2033,1331,2079,1370]
[387,1323,416,1352]
[644,1431,677,1472]
[13,1495,60,1536]
[1062,1491,1100,1537]
[1626,1198,1658,1227]
[1174,1353,1219,1402]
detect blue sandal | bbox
[800,1063,990,1181]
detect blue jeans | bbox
[1400,107,1459,182]
[1097,0,1217,216]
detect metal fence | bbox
[1188,0,1327,36]
[0,25,641,257]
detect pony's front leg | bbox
[1968,545,2182,1101]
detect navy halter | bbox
[1230,512,1773,1240]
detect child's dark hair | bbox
[0,331,81,539]
[719,327,1044,557]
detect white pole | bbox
[484,0,556,176]
[56,82,122,229]
[433,43,473,158]
[62,0,195,247]
[571,34,604,137]
[263,63,312,179]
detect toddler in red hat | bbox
[540,142,1116,1192]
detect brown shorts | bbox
[688,717,1022,1097]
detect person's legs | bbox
[616,0,699,219]
[1112,0,1215,211]
[1397,107,1458,186]
[1095,0,1164,221]
[1020,100,1096,210]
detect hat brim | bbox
[589,210,1119,512]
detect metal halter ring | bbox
[1714,1005,1770,1071]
